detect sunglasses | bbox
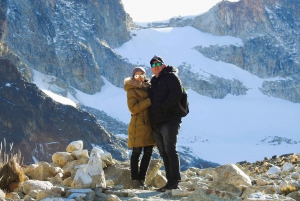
[151,62,163,68]
[134,74,146,79]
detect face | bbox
[134,71,146,83]
[151,60,165,77]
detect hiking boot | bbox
[139,180,145,186]
[164,185,181,191]
[139,180,149,190]
[157,182,181,192]
[156,183,169,192]
[130,180,142,189]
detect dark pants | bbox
[152,119,181,185]
[130,145,153,180]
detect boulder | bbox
[66,140,84,152]
[22,180,53,194]
[71,150,89,160]
[24,162,62,181]
[52,152,74,167]
[212,164,252,189]
[71,153,106,189]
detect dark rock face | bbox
[1,0,135,94]
[261,78,300,103]
[0,58,128,164]
[195,36,300,79]
[192,0,273,38]
[178,64,248,98]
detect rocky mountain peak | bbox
[0,0,135,94]
[217,0,270,36]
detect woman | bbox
[124,67,156,189]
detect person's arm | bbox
[161,73,182,111]
[127,89,151,115]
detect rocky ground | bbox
[0,140,300,201]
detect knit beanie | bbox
[132,67,146,76]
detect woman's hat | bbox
[132,67,146,76]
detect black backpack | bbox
[179,88,189,117]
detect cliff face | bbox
[191,0,272,38]
[0,58,128,164]
[167,0,300,102]
[193,0,300,102]
[0,0,135,94]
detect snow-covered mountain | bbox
[35,25,300,165]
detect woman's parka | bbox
[124,78,156,148]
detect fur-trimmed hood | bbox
[124,77,151,92]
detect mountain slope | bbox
[112,25,300,165]
[0,58,128,164]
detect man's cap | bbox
[150,55,164,65]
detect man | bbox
[149,55,183,192]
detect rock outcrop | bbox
[1,140,300,201]
[0,0,136,94]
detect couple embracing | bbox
[123,55,184,192]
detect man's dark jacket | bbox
[149,66,183,126]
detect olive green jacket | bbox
[124,77,156,148]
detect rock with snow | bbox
[282,163,295,172]
[266,166,281,175]
[71,153,106,189]
[66,189,95,201]
[91,147,115,168]
[0,189,5,198]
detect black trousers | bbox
[152,119,181,185]
[130,145,153,180]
